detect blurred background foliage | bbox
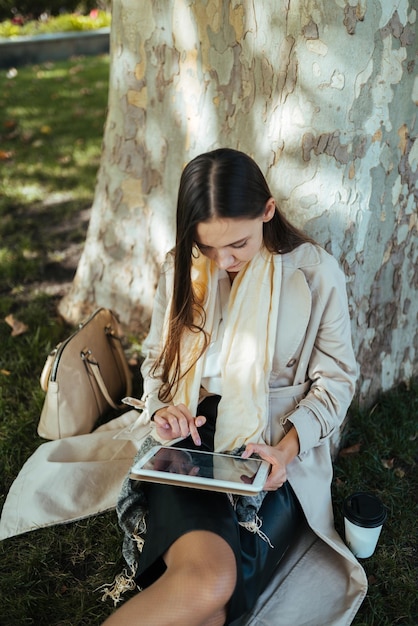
[0,10,110,37]
[0,0,111,22]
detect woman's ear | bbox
[262,197,276,222]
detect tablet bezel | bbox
[129,445,270,495]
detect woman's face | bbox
[194,199,275,274]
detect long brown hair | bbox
[153,148,314,401]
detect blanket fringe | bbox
[239,514,274,548]
[98,519,147,606]
[133,519,147,553]
[98,568,138,606]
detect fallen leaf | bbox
[368,575,377,585]
[21,130,34,143]
[5,129,19,140]
[394,467,405,478]
[69,64,83,75]
[40,125,52,134]
[339,442,362,456]
[0,150,14,161]
[381,458,395,469]
[1,369,11,376]
[4,314,29,337]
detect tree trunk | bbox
[59,0,417,403]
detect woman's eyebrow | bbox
[195,237,248,249]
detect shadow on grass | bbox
[0,197,91,297]
[332,384,418,626]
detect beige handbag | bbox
[38,308,132,439]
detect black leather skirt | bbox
[135,396,304,624]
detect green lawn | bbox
[0,56,417,625]
[0,55,109,293]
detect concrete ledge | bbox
[0,27,110,68]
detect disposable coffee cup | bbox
[343,492,387,558]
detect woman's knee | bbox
[165,531,237,605]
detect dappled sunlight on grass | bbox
[0,55,109,218]
[0,55,109,296]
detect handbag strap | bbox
[81,325,133,410]
[105,325,133,398]
[83,354,123,410]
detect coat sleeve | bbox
[140,255,173,418]
[287,256,358,456]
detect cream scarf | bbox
[165,247,282,452]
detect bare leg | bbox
[102,530,237,626]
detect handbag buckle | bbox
[105,324,114,336]
[80,349,98,365]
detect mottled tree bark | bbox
[59,0,417,403]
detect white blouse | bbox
[200,270,231,395]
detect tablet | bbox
[129,446,270,496]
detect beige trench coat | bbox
[140,242,368,626]
[0,243,367,624]
[245,244,368,625]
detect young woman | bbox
[103,148,366,625]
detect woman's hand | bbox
[153,403,206,446]
[242,443,288,490]
[242,426,300,491]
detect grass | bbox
[0,55,109,292]
[332,387,418,625]
[0,56,417,625]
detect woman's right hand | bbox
[153,403,206,446]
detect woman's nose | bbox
[215,249,234,269]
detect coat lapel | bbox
[272,256,312,376]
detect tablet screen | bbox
[130,446,270,495]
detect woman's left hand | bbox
[242,443,288,490]
[242,427,300,491]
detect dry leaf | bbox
[394,467,405,478]
[339,442,362,456]
[0,150,14,161]
[1,369,11,376]
[381,458,395,469]
[5,314,29,337]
